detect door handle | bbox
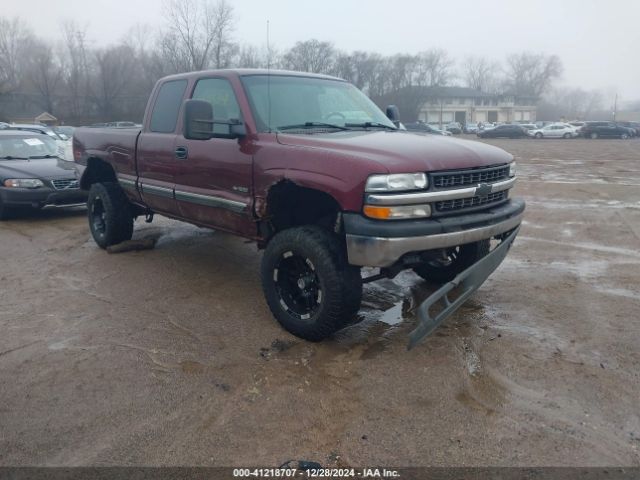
[175,146,188,159]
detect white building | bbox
[416,87,537,125]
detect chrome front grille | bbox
[431,165,510,189]
[435,190,508,213]
[52,178,80,190]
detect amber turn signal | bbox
[363,204,432,220]
[363,205,392,219]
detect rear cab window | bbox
[149,80,188,133]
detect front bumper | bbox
[344,198,525,267]
[0,186,87,209]
[408,226,520,348]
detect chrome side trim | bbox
[140,183,174,199]
[174,190,247,213]
[118,178,137,190]
[366,177,516,206]
[42,203,86,210]
[345,212,523,267]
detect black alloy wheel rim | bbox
[91,196,106,236]
[273,251,322,320]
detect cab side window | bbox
[149,80,188,133]
[192,78,242,135]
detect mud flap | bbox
[408,226,520,350]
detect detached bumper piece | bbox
[408,226,520,350]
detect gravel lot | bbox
[1,137,639,467]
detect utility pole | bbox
[612,93,618,122]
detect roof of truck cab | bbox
[157,68,346,83]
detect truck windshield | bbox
[240,75,396,133]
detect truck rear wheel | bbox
[87,182,134,249]
[413,239,490,284]
[261,226,362,341]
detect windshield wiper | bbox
[277,122,349,131]
[28,154,58,159]
[0,155,28,160]
[345,122,397,130]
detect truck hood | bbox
[0,158,79,180]
[276,130,513,172]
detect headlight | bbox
[509,162,517,177]
[365,173,428,192]
[3,178,45,188]
[364,204,431,220]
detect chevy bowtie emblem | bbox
[475,183,492,196]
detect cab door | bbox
[136,79,189,216]
[173,77,255,237]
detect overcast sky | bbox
[4,0,639,102]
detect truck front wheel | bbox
[261,226,362,341]
[413,239,490,284]
[87,182,134,249]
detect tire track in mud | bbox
[456,324,639,465]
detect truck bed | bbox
[73,127,141,178]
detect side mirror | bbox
[184,99,214,140]
[184,99,246,140]
[386,105,400,127]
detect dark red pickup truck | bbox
[74,69,524,347]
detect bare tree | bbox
[90,45,137,120]
[461,55,500,92]
[541,87,604,120]
[414,49,454,87]
[26,41,62,114]
[0,17,32,96]
[283,39,337,74]
[504,52,562,98]
[387,54,418,91]
[161,0,236,72]
[61,21,90,119]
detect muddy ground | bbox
[1,137,639,467]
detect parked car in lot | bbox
[54,126,76,138]
[6,124,73,160]
[581,121,633,139]
[463,122,479,134]
[477,124,527,138]
[617,121,640,136]
[90,121,142,128]
[0,122,9,129]
[404,121,452,136]
[72,68,524,347]
[528,123,579,139]
[445,122,462,134]
[0,131,86,219]
[568,121,586,134]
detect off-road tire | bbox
[87,182,134,249]
[261,226,362,341]
[413,239,491,284]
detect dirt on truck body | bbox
[73,68,523,345]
